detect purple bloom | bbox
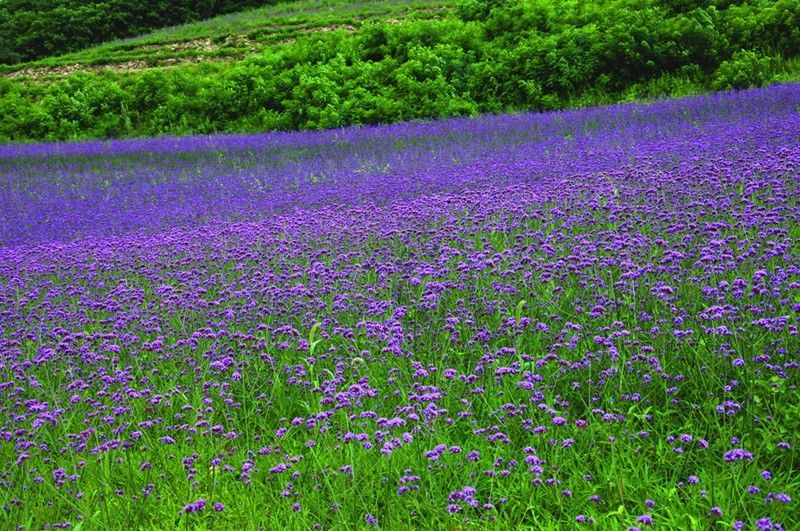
[183,499,206,513]
[755,519,773,531]
[766,492,792,504]
[723,448,753,462]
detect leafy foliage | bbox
[0,0,281,64]
[1,0,799,142]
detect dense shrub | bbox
[711,49,775,90]
[1,0,799,142]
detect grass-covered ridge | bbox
[0,84,799,529]
[1,0,799,143]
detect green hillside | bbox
[0,0,450,76]
[0,0,296,64]
[1,0,799,143]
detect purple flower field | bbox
[0,84,798,529]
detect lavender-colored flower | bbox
[723,449,753,462]
[183,499,205,513]
[766,492,792,504]
[755,519,773,531]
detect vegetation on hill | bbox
[1,0,799,143]
[0,0,284,64]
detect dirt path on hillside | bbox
[3,36,249,80]
[2,24,367,79]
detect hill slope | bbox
[1,0,799,143]
[1,0,450,78]
[0,0,300,65]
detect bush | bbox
[712,50,774,90]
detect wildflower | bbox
[723,448,753,462]
[183,499,205,513]
[637,514,653,525]
[755,519,773,531]
[766,492,791,504]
